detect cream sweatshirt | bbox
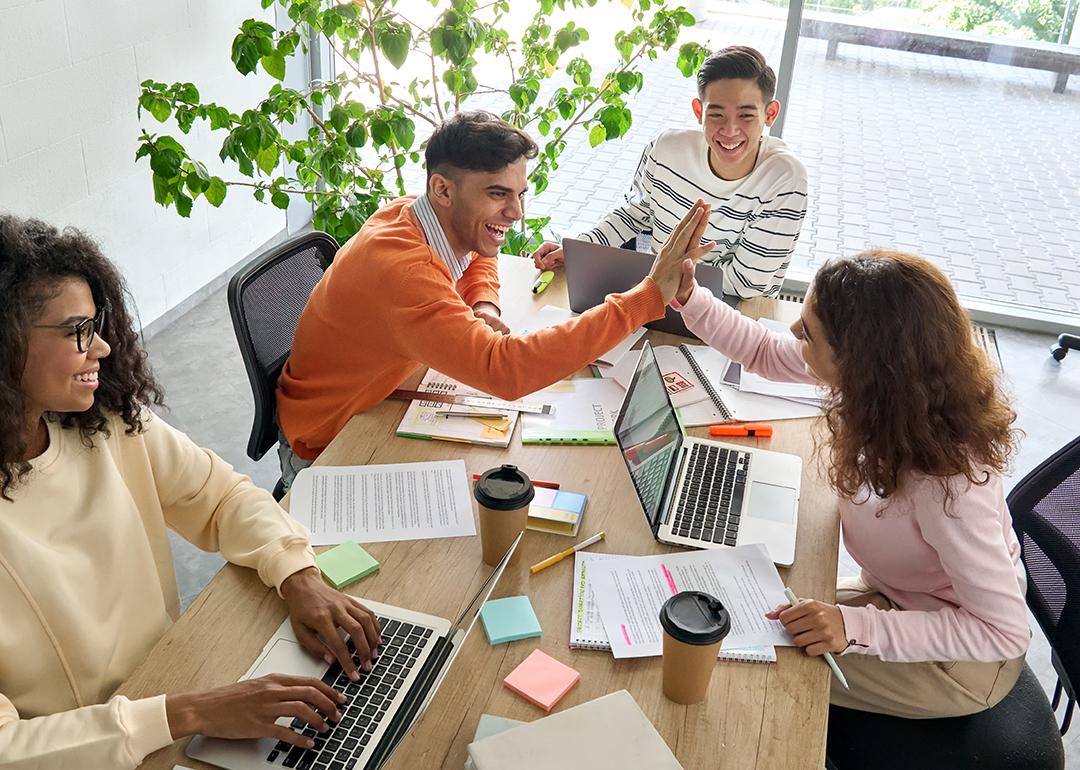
[675,285,1030,663]
[0,411,316,768]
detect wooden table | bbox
[121,255,839,770]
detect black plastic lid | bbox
[659,591,730,645]
[473,465,535,510]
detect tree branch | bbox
[327,39,438,127]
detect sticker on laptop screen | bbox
[662,371,694,395]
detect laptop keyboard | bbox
[264,615,433,770]
[672,444,750,546]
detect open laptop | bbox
[563,238,736,339]
[186,534,521,770]
[615,342,801,565]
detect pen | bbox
[710,423,773,438]
[471,473,560,490]
[783,587,850,689]
[530,531,606,574]
[435,410,506,419]
[531,270,555,295]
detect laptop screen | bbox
[614,342,684,533]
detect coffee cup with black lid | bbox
[659,590,731,704]
[474,465,535,566]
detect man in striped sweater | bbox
[534,46,808,299]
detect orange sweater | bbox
[277,197,665,460]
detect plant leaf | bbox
[205,177,227,207]
[261,51,286,81]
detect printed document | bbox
[590,544,792,658]
[289,460,476,545]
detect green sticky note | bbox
[479,596,542,645]
[316,542,380,589]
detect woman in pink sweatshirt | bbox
[674,248,1028,718]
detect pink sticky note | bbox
[503,649,580,712]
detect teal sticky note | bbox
[315,542,380,589]
[479,596,542,645]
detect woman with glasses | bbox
[0,215,381,768]
[672,249,1029,719]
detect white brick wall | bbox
[0,0,289,327]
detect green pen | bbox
[531,270,555,294]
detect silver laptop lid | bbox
[563,238,732,338]
[613,342,685,535]
[379,532,522,763]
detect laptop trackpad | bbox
[747,482,796,525]
[248,638,327,681]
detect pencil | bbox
[529,531,605,574]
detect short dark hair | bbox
[696,45,777,102]
[425,110,538,180]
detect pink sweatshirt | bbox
[676,285,1030,663]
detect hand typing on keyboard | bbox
[280,566,382,681]
[164,673,346,749]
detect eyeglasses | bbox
[33,305,107,353]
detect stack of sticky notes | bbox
[315,541,380,589]
[503,649,580,712]
[526,487,588,537]
[479,596,542,645]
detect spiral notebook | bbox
[569,552,776,663]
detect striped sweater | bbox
[580,129,808,298]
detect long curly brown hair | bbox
[810,249,1017,507]
[0,215,164,500]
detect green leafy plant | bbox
[136,0,708,247]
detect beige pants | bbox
[829,576,1025,719]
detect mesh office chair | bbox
[1008,435,1080,734]
[227,231,339,499]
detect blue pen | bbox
[783,587,850,689]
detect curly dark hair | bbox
[0,215,164,499]
[811,249,1018,508]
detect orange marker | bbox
[709,423,773,438]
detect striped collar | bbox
[411,193,472,281]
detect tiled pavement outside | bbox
[397,3,1080,314]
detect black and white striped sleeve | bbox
[579,140,655,249]
[720,183,807,299]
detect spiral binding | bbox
[678,344,732,422]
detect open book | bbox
[569,552,776,663]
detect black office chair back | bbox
[227,231,338,463]
[1007,435,1080,733]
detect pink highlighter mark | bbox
[660,564,677,596]
[620,624,632,646]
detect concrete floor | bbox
[145,274,1080,762]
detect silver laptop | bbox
[563,237,736,339]
[186,534,521,770]
[615,342,801,565]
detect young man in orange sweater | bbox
[276,111,714,483]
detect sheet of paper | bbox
[289,460,476,546]
[570,552,774,661]
[589,544,792,658]
[510,304,646,366]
